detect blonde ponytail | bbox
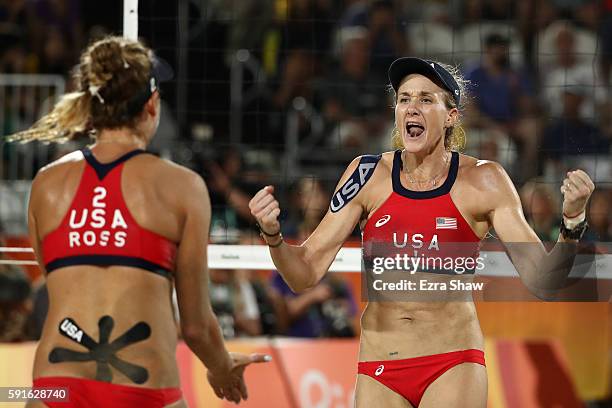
[7,91,91,143]
[7,35,154,144]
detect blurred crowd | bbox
[1,0,612,344]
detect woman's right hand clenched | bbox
[249,185,281,234]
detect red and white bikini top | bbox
[41,148,177,279]
[362,150,482,274]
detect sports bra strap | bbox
[83,147,148,181]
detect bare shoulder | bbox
[140,155,208,202]
[454,154,520,219]
[377,150,395,175]
[457,153,519,206]
[32,150,85,195]
[36,150,83,177]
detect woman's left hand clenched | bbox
[560,170,595,217]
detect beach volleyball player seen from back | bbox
[250,57,594,408]
[9,36,268,408]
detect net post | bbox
[123,0,139,40]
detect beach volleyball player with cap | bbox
[8,36,268,407]
[250,57,594,407]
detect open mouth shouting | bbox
[405,121,425,139]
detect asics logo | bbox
[375,365,384,376]
[375,215,391,228]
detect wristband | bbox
[266,233,284,248]
[559,218,588,241]
[256,222,280,237]
[562,210,586,230]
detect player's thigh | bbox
[419,362,487,408]
[355,374,413,408]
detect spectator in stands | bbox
[541,23,603,124]
[283,176,330,239]
[314,26,388,150]
[270,272,356,338]
[209,268,262,338]
[0,0,29,27]
[225,0,273,65]
[0,267,31,342]
[540,85,609,160]
[0,221,32,342]
[0,30,33,74]
[481,0,516,20]
[338,0,369,27]
[233,232,287,336]
[270,0,336,109]
[30,0,84,74]
[551,0,599,28]
[465,32,539,180]
[600,0,612,85]
[0,0,37,73]
[585,189,611,242]
[250,275,286,335]
[457,0,485,25]
[269,272,332,337]
[519,180,561,242]
[205,149,268,242]
[366,0,408,77]
[337,1,408,79]
[464,126,519,178]
[514,0,559,39]
[38,25,73,75]
[465,33,536,126]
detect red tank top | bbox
[362,150,481,274]
[41,148,177,279]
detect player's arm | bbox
[483,162,594,298]
[27,172,46,274]
[250,157,368,292]
[172,169,234,378]
[172,167,269,403]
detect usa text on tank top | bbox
[362,150,482,275]
[41,148,177,279]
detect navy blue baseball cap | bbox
[124,54,173,117]
[388,57,461,106]
[150,54,174,89]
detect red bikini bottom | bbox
[358,349,485,407]
[33,376,182,407]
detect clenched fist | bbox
[249,185,281,234]
[560,170,595,217]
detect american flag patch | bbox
[436,217,457,230]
